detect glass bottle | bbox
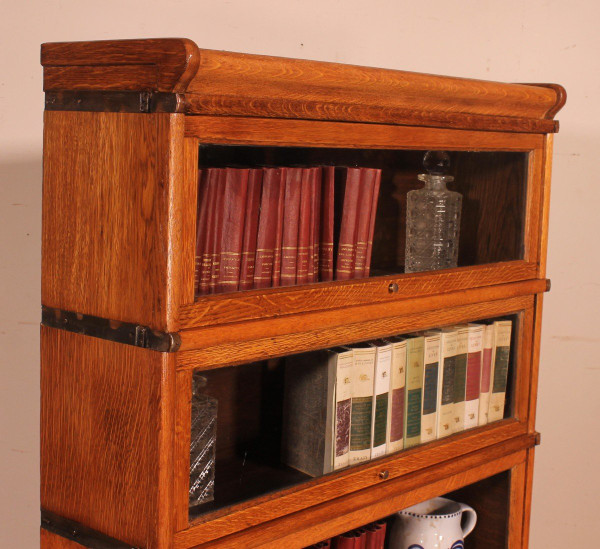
[405,151,462,273]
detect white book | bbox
[437,328,458,439]
[488,320,513,423]
[452,325,469,433]
[478,324,495,426]
[369,341,392,459]
[332,347,354,470]
[421,332,442,443]
[464,324,484,430]
[348,344,376,465]
[386,337,407,453]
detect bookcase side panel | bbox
[41,111,186,331]
[40,326,175,548]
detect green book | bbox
[452,325,469,433]
[404,335,425,448]
[488,320,513,423]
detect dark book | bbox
[254,168,284,289]
[209,169,226,294]
[335,168,361,280]
[282,350,338,477]
[216,168,249,293]
[194,169,208,296]
[363,169,382,277]
[239,169,263,291]
[197,169,219,296]
[319,166,335,282]
[271,168,287,288]
[353,169,376,279]
[280,167,302,286]
[296,168,313,285]
[309,167,322,283]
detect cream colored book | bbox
[369,341,392,459]
[437,328,458,438]
[386,337,407,453]
[464,323,484,430]
[348,344,376,465]
[404,335,425,448]
[452,325,469,433]
[478,324,495,426]
[332,347,354,470]
[421,332,442,443]
[488,320,513,423]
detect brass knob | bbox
[379,470,389,480]
[388,282,399,294]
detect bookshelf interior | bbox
[39,38,564,549]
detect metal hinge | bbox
[45,90,185,113]
[41,306,181,352]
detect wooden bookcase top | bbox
[41,37,565,133]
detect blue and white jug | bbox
[389,497,477,549]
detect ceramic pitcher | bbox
[388,497,477,549]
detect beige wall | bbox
[1,1,597,547]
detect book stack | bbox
[194,166,382,295]
[282,320,512,475]
[306,520,387,548]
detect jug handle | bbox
[458,503,477,538]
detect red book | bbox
[363,169,382,278]
[335,168,361,281]
[296,168,313,285]
[353,169,377,279]
[375,521,387,548]
[319,166,335,282]
[271,169,286,287]
[194,169,208,296]
[216,168,249,293]
[254,168,284,289]
[238,169,263,291]
[334,532,357,549]
[197,168,219,296]
[280,167,302,286]
[209,169,226,294]
[309,167,322,283]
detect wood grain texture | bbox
[508,459,527,548]
[42,111,186,331]
[521,447,537,549]
[40,530,85,549]
[176,438,532,548]
[538,135,554,278]
[174,370,193,532]
[177,294,535,370]
[185,115,545,150]
[40,326,174,548]
[42,38,200,92]
[180,262,537,328]
[41,39,564,131]
[184,49,562,132]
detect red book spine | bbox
[198,168,219,296]
[353,169,377,278]
[254,168,283,289]
[194,169,208,296]
[466,348,483,401]
[309,167,322,283]
[209,169,226,294]
[363,169,382,277]
[319,166,335,282]
[375,520,387,548]
[280,167,302,286]
[296,168,313,285]
[335,168,361,281]
[238,169,263,291]
[271,169,286,287]
[217,168,249,293]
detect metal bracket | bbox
[45,90,185,113]
[41,509,140,549]
[42,306,181,352]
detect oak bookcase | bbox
[39,38,565,549]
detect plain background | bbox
[1,1,597,547]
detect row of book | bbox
[194,166,382,295]
[283,320,512,477]
[306,521,387,549]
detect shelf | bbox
[176,429,537,548]
[176,282,543,368]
